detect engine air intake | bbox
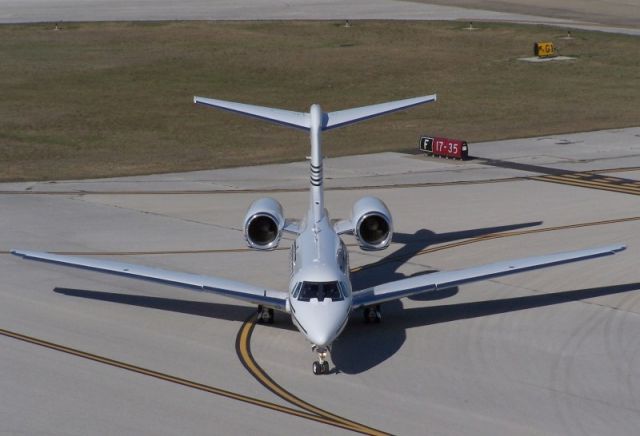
[243,197,285,250]
[351,196,393,251]
[247,215,279,246]
[359,214,390,246]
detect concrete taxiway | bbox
[1,127,639,435]
[1,0,639,35]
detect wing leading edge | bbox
[11,250,289,312]
[352,244,626,309]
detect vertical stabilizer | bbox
[309,104,324,224]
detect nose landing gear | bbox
[312,346,331,375]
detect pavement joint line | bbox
[1,165,639,196]
[0,176,522,195]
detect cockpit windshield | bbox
[296,281,344,302]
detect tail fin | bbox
[195,94,437,224]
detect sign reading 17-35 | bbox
[418,136,469,160]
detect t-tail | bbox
[194,94,437,223]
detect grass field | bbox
[1,21,639,181]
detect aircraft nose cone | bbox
[292,299,350,348]
[308,329,330,347]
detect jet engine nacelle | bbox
[243,197,285,250]
[351,196,393,251]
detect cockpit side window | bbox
[337,241,349,273]
[338,281,351,297]
[297,281,344,302]
[292,282,303,299]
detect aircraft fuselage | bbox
[288,211,352,348]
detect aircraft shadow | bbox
[350,221,543,294]
[53,287,298,331]
[332,282,640,374]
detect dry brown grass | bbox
[0,21,639,181]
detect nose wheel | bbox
[257,305,274,324]
[312,346,331,375]
[312,360,330,375]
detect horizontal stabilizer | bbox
[324,94,437,130]
[194,94,437,131]
[194,96,310,131]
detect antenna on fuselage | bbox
[193,94,438,223]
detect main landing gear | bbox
[257,305,274,324]
[363,305,382,323]
[312,346,331,375]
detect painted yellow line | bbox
[0,327,360,431]
[548,174,640,191]
[590,166,640,175]
[535,174,640,190]
[6,215,635,433]
[236,317,390,436]
[532,175,640,195]
[234,216,640,432]
[549,178,640,194]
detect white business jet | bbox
[12,95,625,375]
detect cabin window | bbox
[297,281,343,302]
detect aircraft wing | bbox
[11,250,289,312]
[352,244,625,309]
